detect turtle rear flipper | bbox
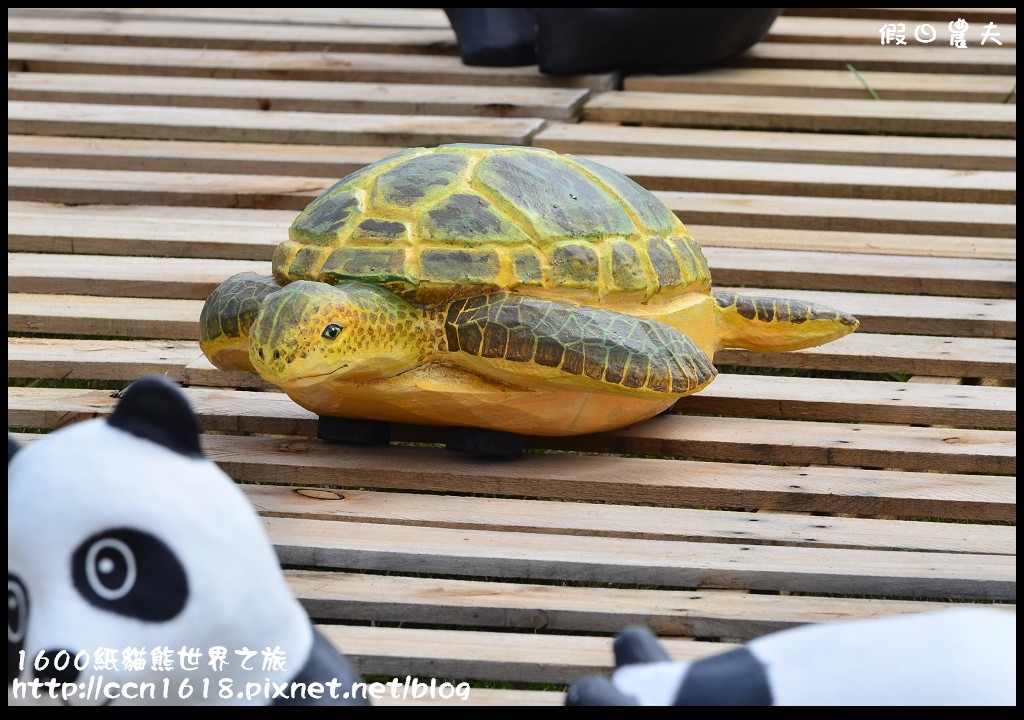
[444,292,716,399]
[200,272,286,372]
[713,290,859,353]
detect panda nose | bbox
[34,649,81,685]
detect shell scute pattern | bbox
[282,145,711,303]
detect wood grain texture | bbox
[8,73,589,120]
[243,484,1015,555]
[732,41,1015,76]
[6,7,455,29]
[316,623,734,685]
[267,516,1016,601]
[578,152,1016,204]
[583,91,1016,138]
[625,66,1018,102]
[534,121,1017,171]
[7,101,546,147]
[9,397,1016,521]
[7,42,618,90]
[288,570,1014,641]
[6,16,461,55]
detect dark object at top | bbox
[443,8,785,75]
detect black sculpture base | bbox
[446,426,525,458]
[317,416,391,446]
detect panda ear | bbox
[9,434,21,463]
[108,376,203,458]
[613,625,672,667]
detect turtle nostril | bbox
[273,350,281,360]
[258,348,265,359]
[34,649,81,685]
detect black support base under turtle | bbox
[317,416,391,446]
[446,426,525,458]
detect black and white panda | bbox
[565,608,1016,706]
[8,376,369,706]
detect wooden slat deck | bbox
[7,7,1015,706]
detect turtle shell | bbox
[275,144,711,305]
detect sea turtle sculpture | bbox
[199,144,858,451]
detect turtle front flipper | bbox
[200,272,286,372]
[712,290,859,353]
[443,292,717,399]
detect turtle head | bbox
[249,280,426,387]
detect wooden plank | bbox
[318,623,734,686]
[547,414,1015,475]
[6,16,461,55]
[7,73,589,121]
[11,201,1014,263]
[7,253,267,299]
[703,247,1016,299]
[243,484,1016,555]
[7,167,327,210]
[766,15,1017,48]
[7,337,201,382]
[657,192,1016,239]
[732,41,1015,76]
[7,201,295,261]
[9,293,1014,378]
[534,121,1018,172]
[6,7,456,29]
[692,225,1016,262]
[10,430,1014,521]
[11,253,1014,339]
[577,152,1016,204]
[8,293,203,339]
[714,333,1016,380]
[9,169,1016,240]
[6,101,546,147]
[287,569,1012,641]
[7,42,618,90]
[267,516,1017,601]
[681,373,1016,430]
[582,91,1016,138]
[624,66,1018,103]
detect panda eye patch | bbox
[8,575,27,645]
[322,324,343,340]
[73,529,188,622]
[8,575,28,684]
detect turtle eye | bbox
[321,324,343,340]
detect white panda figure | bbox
[565,608,1016,706]
[8,376,369,706]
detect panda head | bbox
[8,377,312,705]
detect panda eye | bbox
[8,575,28,683]
[8,575,27,644]
[321,324,343,340]
[85,538,136,600]
[73,529,188,622]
